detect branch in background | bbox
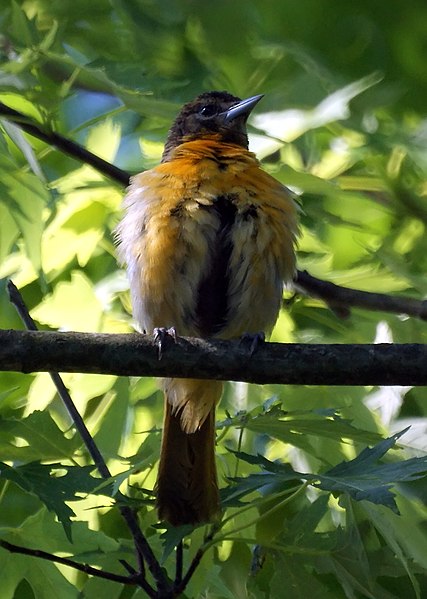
[6,281,164,597]
[0,102,130,185]
[295,270,427,321]
[1,328,426,386]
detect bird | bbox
[116,91,298,526]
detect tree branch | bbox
[1,328,426,386]
[0,540,140,586]
[295,270,427,321]
[176,525,218,595]
[0,101,130,185]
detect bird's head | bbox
[162,91,263,161]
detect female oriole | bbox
[116,91,298,525]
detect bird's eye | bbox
[200,105,217,118]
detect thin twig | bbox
[6,282,110,476]
[176,525,218,595]
[295,270,427,321]
[0,540,138,585]
[0,102,130,185]
[175,541,183,586]
[6,281,166,595]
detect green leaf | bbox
[223,452,303,505]
[0,201,19,264]
[269,553,336,599]
[0,410,80,461]
[0,546,79,599]
[0,120,45,180]
[245,410,381,450]
[315,429,427,512]
[277,164,339,194]
[159,523,195,563]
[31,271,103,330]
[11,1,37,47]
[1,509,122,599]
[227,430,427,514]
[0,160,47,273]
[0,463,108,541]
[39,21,59,52]
[0,462,76,540]
[362,501,424,599]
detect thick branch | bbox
[1,329,426,386]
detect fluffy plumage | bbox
[116,92,298,525]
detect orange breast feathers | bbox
[116,137,298,343]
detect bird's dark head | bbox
[162,91,263,161]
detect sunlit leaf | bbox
[0,410,80,461]
[315,429,427,512]
[31,271,103,330]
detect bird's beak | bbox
[222,94,264,123]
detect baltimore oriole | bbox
[116,91,298,526]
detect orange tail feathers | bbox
[156,379,222,526]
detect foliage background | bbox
[1,1,427,597]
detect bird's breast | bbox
[117,140,298,338]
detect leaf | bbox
[314,428,427,512]
[0,410,80,461]
[0,463,106,540]
[0,165,47,273]
[92,378,128,458]
[39,21,59,52]
[269,553,336,599]
[253,73,382,140]
[16,507,120,556]
[226,430,427,514]
[277,164,339,194]
[0,201,19,265]
[0,509,119,599]
[159,523,195,563]
[0,462,74,540]
[0,546,79,599]
[362,502,424,599]
[31,271,103,331]
[11,1,37,47]
[245,411,381,447]
[0,120,45,180]
[223,452,303,506]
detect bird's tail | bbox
[156,378,222,526]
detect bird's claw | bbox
[153,327,177,360]
[239,331,266,356]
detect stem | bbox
[175,541,183,585]
[233,427,245,479]
[218,483,304,533]
[215,483,309,541]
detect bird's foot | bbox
[153,327,177,359]
[239,331,266,356]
